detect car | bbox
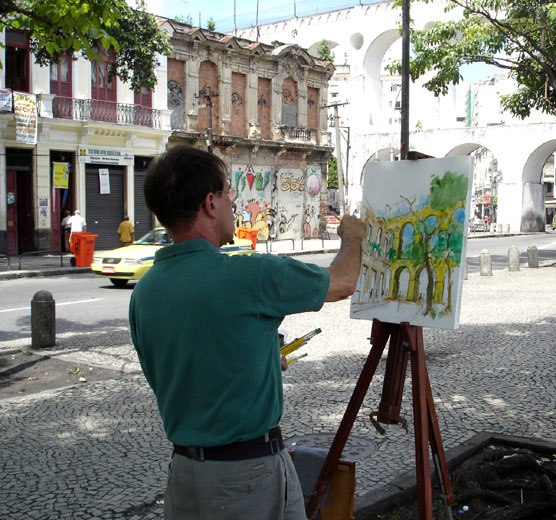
[90,227,255,287]
[469,219,487,232]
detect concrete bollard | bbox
[480,249,492,276]
[508,246,520,272]
[503,224,510,234]
[31,291,56,348]
[527,245,539,268]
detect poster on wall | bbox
[14,92,37,144]
[38,197,49,221]
[53,162,70,189]
[99,168,111,194]
[350,157,474,330]
[0,88,13,112]
[231,164,275,241]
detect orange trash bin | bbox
[237,227,259,249]
[70,232,98,267]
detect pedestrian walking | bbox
[61,210,71,252]
[129,145,365,520]
[69,210,86,234]
[68,210,86,253]
[117,216,134,245]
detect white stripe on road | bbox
[538,240,556,250]
[0,298,104,313]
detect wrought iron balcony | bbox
[52,96,162,128]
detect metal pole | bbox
[206,86,214,154]
[334,104,346,216]
[400,0,410,160]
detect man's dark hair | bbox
[144,146,226,230]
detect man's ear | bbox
[203,192,218,217]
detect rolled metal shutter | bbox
[85,166,124,250]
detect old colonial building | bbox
[161,20,334,241]
[0,22,333,256]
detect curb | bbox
[353,432,556,519]
[0,267,90,281]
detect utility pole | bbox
[323,101,349,216]
[195,86,219,154]
[400,0,410,160]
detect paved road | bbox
[1,260,555,518]
[299,232,556,273]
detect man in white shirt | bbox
[69,210,86,233]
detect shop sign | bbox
[78,147,134,166]
[14,92,37,144]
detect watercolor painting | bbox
[350,157,474,330]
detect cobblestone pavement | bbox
[1,265,555,519]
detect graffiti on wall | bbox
[304,165,322,237]
[232,164,274,240]
[277,169,303,240]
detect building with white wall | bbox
[0,29,171,255]
[234,1,556,232]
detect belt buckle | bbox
[195,447,205,461]
[269,437,280,455]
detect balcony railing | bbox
[277,125,317,143]
[53,96,162,128]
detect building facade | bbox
[0,29,171,255]
[161,20,334,241]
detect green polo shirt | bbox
[129,239,329,447]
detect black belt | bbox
[173,426,284,462]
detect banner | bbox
[14,92,37,144]
[0,88,13,112]
[53,162,70,189]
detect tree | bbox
[207,17,216,31]
[0,0,171,92]
[317,39,335,62]
[174,14,194,25]
[327,156,338,187]
[391,0,556,118]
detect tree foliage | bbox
[0,0,171,92]
[327,156,338,187]
[317,39,335,62]
[391,0,556,118]
[207,17,216,31]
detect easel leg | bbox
[305,319,392,519]
[404,324,433,519]
[402,323,454,519]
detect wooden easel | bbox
[305,319,454,519]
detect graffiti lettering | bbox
[280,174,304,192]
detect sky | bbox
[142,0,383,32]
[140,0,499,86]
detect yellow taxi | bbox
[90,227,254,287]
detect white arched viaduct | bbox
[235,0,555,232]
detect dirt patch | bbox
[0,349,126,399]
[373,441,556,520]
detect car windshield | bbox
[136,229,174,245]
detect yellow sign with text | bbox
[53,162,69,189]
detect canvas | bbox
[350,157,474,330]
